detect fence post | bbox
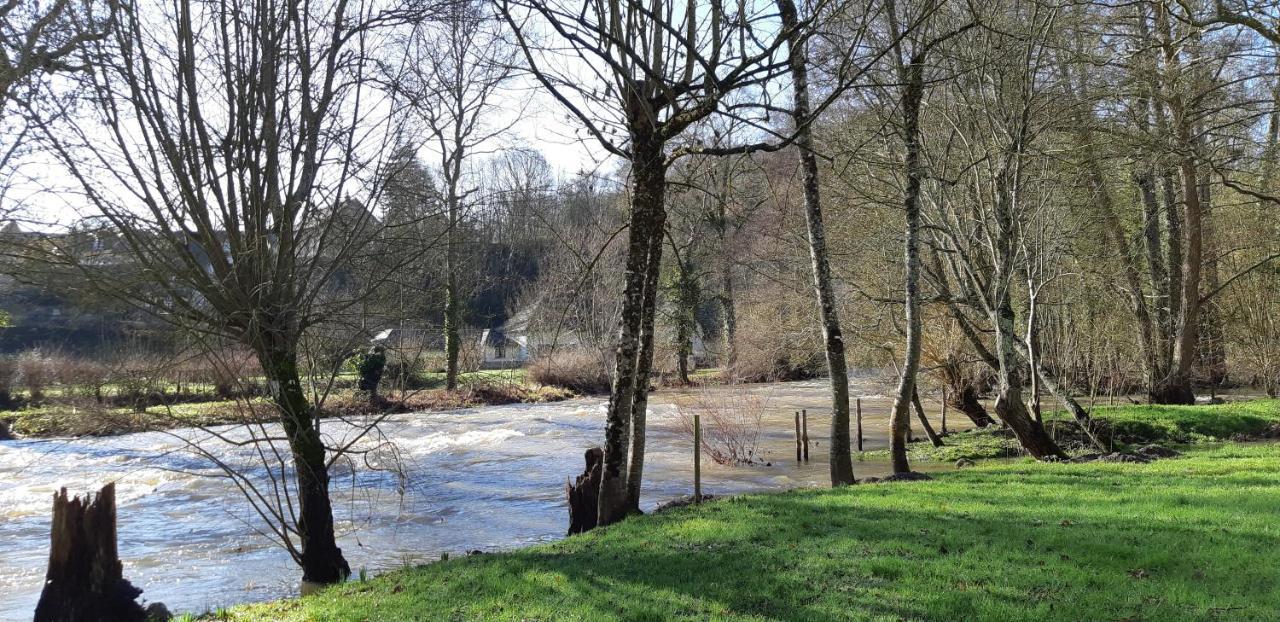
[801,408,810,462]
[855,398,863,452]
[693,413,702,504]
[795,411,802,462]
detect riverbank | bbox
[226,440,1280,621]
[0,369,574,438]
[217,401,1280,621]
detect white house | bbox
[479,303,708,370]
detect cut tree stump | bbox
[34,483,151,622]
[566,447,603,535]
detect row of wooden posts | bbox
[690,394,954,502]
[790,396,953,463]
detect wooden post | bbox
[35,483,149,622]
[801,408,810,462]
[855,398,863,452]
[693,413,702,504]
[795,411,802,462]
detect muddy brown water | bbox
[0,376,963,619]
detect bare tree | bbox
[923,0,1067,459]
[24,0,421,586]
[392,0,516,390]
[500,0,827,523]
[777,0,855,484]
[0,0,116,104]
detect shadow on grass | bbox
[268,448,1280,621]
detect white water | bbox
[0,378,934,619]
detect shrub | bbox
[528,348,612,394]
[727,298,824,383]
[15,349,54,401]
[675,386,767,466]
[354,346,388,395]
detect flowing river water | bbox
[0,377,962,619]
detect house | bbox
[478,304,581,368]
[478,302,708,370]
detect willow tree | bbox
[923,0,1066,459]
[501,0,841,523]
[28,0,420,586]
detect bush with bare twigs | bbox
[15,349,55,401]
[676,386,767,466]
[528,348,612,394]
[727,298,824,383]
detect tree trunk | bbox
[567,447,603,535]
[780,0,854,486]
[598,130,666,526]
[444,174,462,391]
[1151,3,1200,405]
[910,387,944,448]
[1012,339,1108,452]
[941,366,995,428]
[259,346,349,584]
[625,222,665,512]
[35,483,149,622]
[887,55,927,475]
[1197,170,1226,385]
[992,302,1066,459]
[719,259,737,372]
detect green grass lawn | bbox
[229,441,1280,621]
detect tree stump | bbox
[34,483,150,622]
[566,447,603,535]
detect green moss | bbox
[228,443,1280,621]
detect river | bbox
[0,377,957,619]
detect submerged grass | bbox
[229,442,1280,621]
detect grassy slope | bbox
[232,442,1280,622]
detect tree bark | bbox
[780,0,854,486]
[886,55,927,475]
[941,365,995,428]
[258,345,349,584]
[567,447,603,535]
[598,128,666,526]
[1151,2,1201,405]
[34,483,149,622]
[444,160,462,391]
[992,302,1067,459]
[625,221,665,512]
[910,387,944,447]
